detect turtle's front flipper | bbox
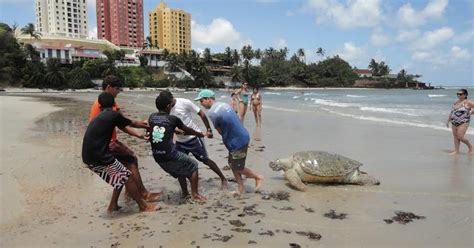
[285,169,306,191]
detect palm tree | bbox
[203,48,212,63]
[24,43,40,62]
[143,36,152,49]
[278,47,288,60]
[229,65,243,87]
[316,47,325,59]
[297,48,305,63]
[232,49,240,65]
[21,23,41,40]
[368,59,379,76]
[224,46,233,66]
[44,58,65,89]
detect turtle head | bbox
[269,158,292,171]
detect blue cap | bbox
[194,89,215,101]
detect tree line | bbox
[1,22,422,90]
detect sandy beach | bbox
[0,92,472,247]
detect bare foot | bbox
[144,191,162,202]
[191,194,208,203]
[448,151,459,155]
[254,176,264,193]
[220,179,228,190]
[141,203,161,212]
[107,205,122,215]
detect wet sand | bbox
[0,92,472,247]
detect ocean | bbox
[209,87,474,135]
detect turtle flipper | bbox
[346,170,380,185]
[285,169,306,191]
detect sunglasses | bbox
[457,93,464,96]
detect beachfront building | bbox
[148,0,191,54]
[15,33,120,64]
[96,0,144,48]
[34,0,88,39]
[353,69,373,78]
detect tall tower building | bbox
[96,0,144,48]
[149,0,191,53]
[34,0,88,38]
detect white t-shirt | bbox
[170,98,203,143]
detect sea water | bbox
[123,87,474,135]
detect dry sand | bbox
[0,93,472,247]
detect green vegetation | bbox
[1,22,423,90]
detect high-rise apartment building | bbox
[96,0,144,48]
[149,0,191,53]
[35,0,88,38]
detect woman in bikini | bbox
[234,81,249,123]
[251,87,262,126]
[446,89,474,155]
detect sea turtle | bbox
[269,151,380,191]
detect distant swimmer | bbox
[446,89,473,155]
[234,81,250,123]
[250,87,262,127]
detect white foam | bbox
[220,95,227,98]
[303,92,327,96]
[321,107,474,134]
[346,94,366,98]
[263,105,302,113]
[359,107,419,116]
[428,94,446,98]
[313,98,351,108]
[292,96,301,99]
[264,92,281,95]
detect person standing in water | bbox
[250,87,262,126]
[446,89,473,155]
[234,81,250,123]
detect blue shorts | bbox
[157,151,198,178]
[176,137,209,163]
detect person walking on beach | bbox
[446,89,473,155]
[196,89,264,194]
[82,93,159,212]
[234,81,250,123]
[89,75,160,211]
[149,91,208,202]
[168,91,228,189]
[250,87,263,127]
[230,92,239,114]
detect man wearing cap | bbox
[169,92,228,189]
[195,89,264,194]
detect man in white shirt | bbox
[168,91,228,189]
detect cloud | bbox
[396,29,420,42]
[274,38,287,49]
[411,46,471,65]
[88,26,97,40]
[370,33,391,46]
[396,0,448,28]
[191,18,249,48]
[411,27,454,50]
[306,0,382,29]
[336,42,366,65]
[453,29,474,44]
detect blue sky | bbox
[1,0,472,86]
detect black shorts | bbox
[176,137,209,163]
[228,144,248,171]
[157,151,198,178]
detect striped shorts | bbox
[89,159,131,189]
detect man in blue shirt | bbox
[195,89,264,194]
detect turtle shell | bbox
[292,151,363,177]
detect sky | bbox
[0,0,473,86]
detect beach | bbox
[0,91,472,247]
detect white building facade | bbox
[35,0,88,38]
